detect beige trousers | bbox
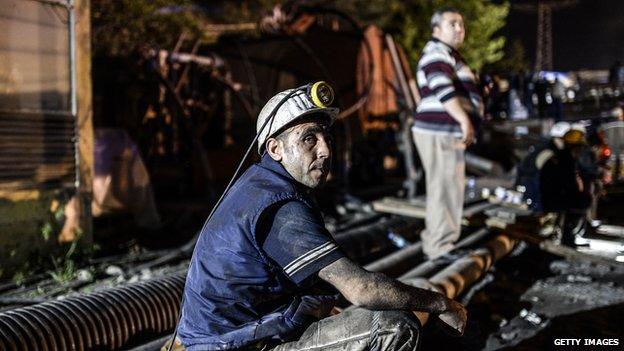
[413,131,465,259]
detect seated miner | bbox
[177,84,467,350]
[517,126,591,247]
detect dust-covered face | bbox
[269,121,332,189]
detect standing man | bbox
[178,85,466,350]
[412,7,484,259]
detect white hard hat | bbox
[256,85,339,153]
[549,121,571,138]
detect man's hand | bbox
[442,97,475,146]
[437,298,467,336]
[459,120,474,147]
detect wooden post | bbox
[75,0,93,244]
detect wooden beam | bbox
[75,0,93,243]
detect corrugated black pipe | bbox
[0,272,186,351]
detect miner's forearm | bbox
[319,257,448,314]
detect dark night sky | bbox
[501,0,624,71]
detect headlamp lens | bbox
[309,81,334,107]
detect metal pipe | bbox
[0,272,186,350]
[465,152,505,176]
[400,228,493,280]
[463,201,497,218]
[333,217,419,261]
[333,213,385,233]
[364,242,423,276]
[399,258,441,281]
[68,0,80,190]
[361,227,494,280]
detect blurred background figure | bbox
[600,103,624,183]
[92,128,162,231]
[608,60,623,86]
[516,123,593,247]
[551,77,566,122]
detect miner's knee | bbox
[369,310,421,350]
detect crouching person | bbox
[517,124,592,247]
[177,85,466,350]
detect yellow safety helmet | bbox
[562,129,587,146]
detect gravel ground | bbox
[422,186,624,350]
[419,244,624,350]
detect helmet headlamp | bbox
[308,81,334,108]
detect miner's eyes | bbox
[303,135,317,144]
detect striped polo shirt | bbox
[413,38,483,136]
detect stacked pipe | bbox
[341,228,508,315]
[399,228,492,279]
[0,272,186,351]
[427,234,515,298]
[367,228,492,277]
[411,234,517,327]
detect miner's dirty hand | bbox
[438,298,467,336]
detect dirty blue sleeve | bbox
[258,200,344,286]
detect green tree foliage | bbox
[336,0,509,72]
[213,0,282,23]
[91,0,290,56]
[92,0,204,57]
